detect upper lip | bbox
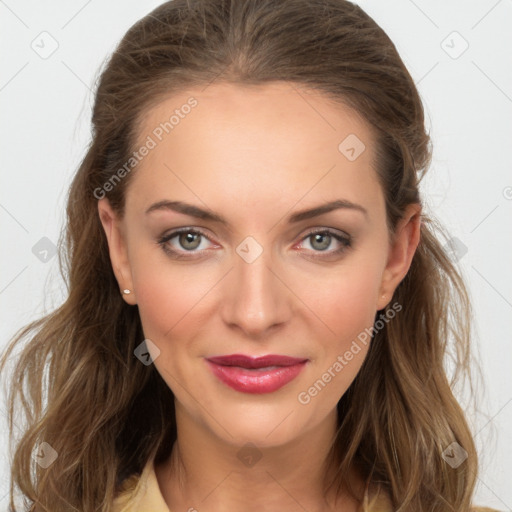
[206,354,308,369]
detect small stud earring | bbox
[123,289,131,295]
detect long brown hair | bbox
[0,0,488,510]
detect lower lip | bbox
[206,360,307,394]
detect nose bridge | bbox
[221,235,288,334]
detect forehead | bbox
[126,81,383,221]
[136,80,374,153]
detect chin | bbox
[207,405,307,448]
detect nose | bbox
[219,238,292,338]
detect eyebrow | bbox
[145,199,368,224]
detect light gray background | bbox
[1,0,511,509]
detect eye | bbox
[157,228,216,258]
[295,228,352,258]
[157,227,353,260]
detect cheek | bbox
[295,270,380,406]
[134,268,207,338]
[297,262,381,343]
[131,260,213,393]
[292,275,380,416]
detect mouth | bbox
[205,354,309,394]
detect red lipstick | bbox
[206,354,308,394]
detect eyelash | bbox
[156,227,352,260]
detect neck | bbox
[155,406,365,512]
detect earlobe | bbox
[97,198,136,305]
[377,203,422,310]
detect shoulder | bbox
[113,466,500,512]
[112,457,171,512]
[112,473,143,512]
[360,481,501,512]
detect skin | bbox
[98,81,421,512]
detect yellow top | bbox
[112,457,499,512]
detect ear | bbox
[376,203,422,310]
[97,198,136,305]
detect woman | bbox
[0,0,499,510]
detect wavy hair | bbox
[0,0,488,510]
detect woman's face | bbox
[99,81,420,448]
